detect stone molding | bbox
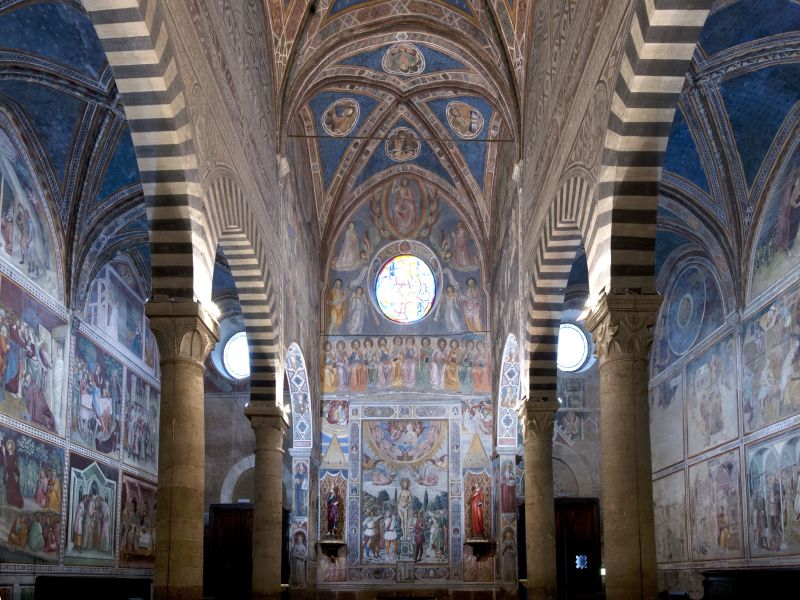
[246,402,289,451]
[146,301,220,366]
[585,292,662,363]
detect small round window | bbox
[375,254,436,324]
[557,323,589,372]
[223,331,250,380]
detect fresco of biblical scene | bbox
[321,98,360,137]
[746,428,800,557]
[325,174,485,337]
[361,419,449,564]
[650,375,685,471]
[651,264,724,376]
[0,126,59,300]
[653,471,688,563]
[321,336,490,396]
[118,473,156,567]
[70,334,123,457]
[686,336,737,456]
[0,275,68,435]
[84,265,146,359]
[752,144,800,297]
[446,101,484,139]
[65,453,118,566]
[742,283,800,433]
[385,127,420,162]
[688,450,741,560]
[0,425,64,563]
[124,371,159,474]
[382,43,425,76]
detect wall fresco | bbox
[118,473,156,567]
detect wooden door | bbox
[207,503,253,600]
[555,497,602,599]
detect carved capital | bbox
[522,399,559,442]
[585,292,662,363]
[146,301,220,367]
[246,402,289,451]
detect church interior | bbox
[0,0,800,599]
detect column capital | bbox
[521,399,559,441]
[245,402,289,436]
[585,292,662,363]
[146,300,219,366]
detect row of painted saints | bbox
[321,336,491,393]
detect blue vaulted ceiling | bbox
[657,0,800,281]
[0,1,148,304]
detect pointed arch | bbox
[205,172,280,404]
[497,333,521,448]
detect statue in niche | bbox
[469,482,486,539]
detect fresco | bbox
[361,419,449,564]
[497,335,521,447]
[446,102,484,139]
[686,336,737,456]
[321,98,360,137]
[0,274,68,435]
[84,265,146,360]
[123,371,159,474]
[752,144,800,297]
[652,264,724,376]
[650,375,684,471]
[688,450,742,560]
[320,470,347,540]
[385,128,421,162]
[0,127,59,300]
[325,174,485,336]
[0,424,64,563]
[382,43,425,75]
[118,473,156,567]
[321,335,490,395]
[742,282,800,433]
[65,453,118,565]
[653,472,688,563]
[746,428,800,556]
[70,334,123,457]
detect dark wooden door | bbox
[207,503,253,600]
[555,497,602,599]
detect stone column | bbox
[246,402,289,599]
[585,292,661,600]
[522,397,559,600]
[147,301,219,600]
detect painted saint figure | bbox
[390,178,418,233]
[326,486,342,538]
[0,436,24,508]
[346,287,368,334]
[326,279,347,334]
[500,461,517,513]
[462,278,483,333]
[333,222,361,270]
[448,221,478,269]
[398,478,413,539]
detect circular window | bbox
[223,331,250,380]
[557,323,589,372]
[375,254,436,323]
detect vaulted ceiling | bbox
[657,0,800,303]
[0,1,148,305]
[272,0,527,249]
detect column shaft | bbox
[523,399,559,600]
[247,404,289,600]
[147,302,218,600]
[586,293,660,600]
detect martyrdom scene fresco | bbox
[325,174,485,337]
[123,371,159,474]
[686,336,737,456]
[747,428,800,557]
[651,264,724,377]
[118,474,156,567]
[70,334,123,457]
[321,335,491,395]
[752,144,800,297]
[653,472,688,563]
[361,419,449,564]
[0,274,68,435]
[742,281,800,433]
[689,450,742,561]
[0,425,64,563]
[0,126,60,300]
[65,453,118,566]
